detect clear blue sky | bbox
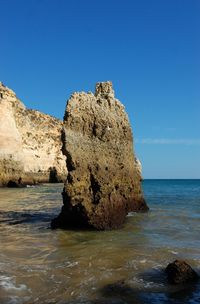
[1,0,200,178]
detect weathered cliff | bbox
[52,81,148,230]
[0,82,66,186]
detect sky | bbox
[1,0,200,178]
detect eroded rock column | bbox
[52,81,148,230]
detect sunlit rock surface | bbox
[0,82,66,186]
[52,81,148,230]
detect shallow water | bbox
[0,180,200,304]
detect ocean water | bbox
[0,180,200,304]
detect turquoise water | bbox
[143,179,200,252]
[0,180,200,304]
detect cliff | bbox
[0,82,66,186]
[52,81,148,230]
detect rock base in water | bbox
[165,260,199,284]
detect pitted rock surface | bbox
[0,82,66,186]
[165,260,199,284]
[52,81,148,230]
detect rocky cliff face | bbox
[52,81,148,230]
[0,82,66,186]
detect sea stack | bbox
[51,81,148,230]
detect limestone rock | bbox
[165,260,199,284]
[0,82,66,186]
[134,158,143,181]
[51,81,148,230]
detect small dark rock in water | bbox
[165,260,199,284]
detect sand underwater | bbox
[0,179,200,304]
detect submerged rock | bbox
[0,82,66,186]
[51,81,148,230]
[165,260,199,284]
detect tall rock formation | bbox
[52,81,148,230]
[0,82,66,186]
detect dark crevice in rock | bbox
[7,180,20,188]
[7,180,26,188]
[92,122,98,137]
[65,151,76,172]
[90,173,101,204]
[67,173,73,183]
[49,167,59,183]
[51,191,91,230]
[61,128,67,157]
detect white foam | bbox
[140,259,147,264]
[7,296,31,304]
[0,275,27,292]
[127,212,135,217]
[170,250,178,255]
[66,261,79,268]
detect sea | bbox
[0,179,200,304]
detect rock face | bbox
[134,158,143,181]
[0,82,66,186]
[165,260,199,284]
[51,81,148,230]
